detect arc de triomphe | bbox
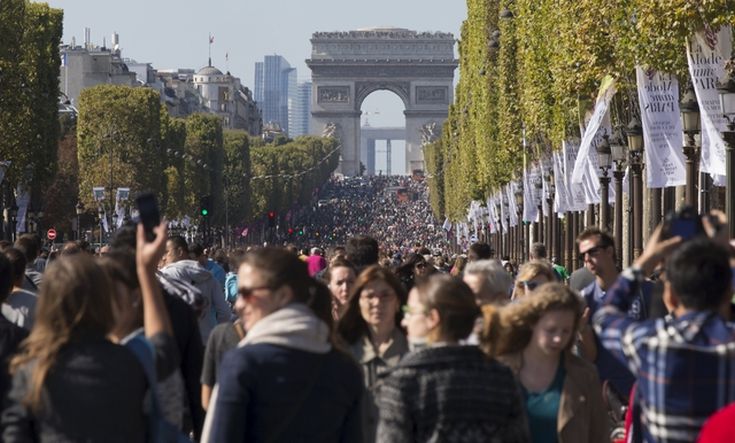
[307,28,458,175]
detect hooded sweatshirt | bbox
[160,259,230,343]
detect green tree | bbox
[77,85,163,211]
[184,114,224,223]
[223,129,251,224]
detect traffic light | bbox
[267,211,276,228]
[199,195,212,217]
[287,228,294,236]
[298,228,304,236]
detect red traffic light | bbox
[288,228,294,235]
[268,211,276,219]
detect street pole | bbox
[683,143,699,208]
[650,188,662,228]
[599,174,611,232]
[613,169,624,269]
[631,156,644,259]
[726,130,735,237]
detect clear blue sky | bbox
[45,0,466,129]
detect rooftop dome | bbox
[196,65,224,76]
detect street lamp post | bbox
[597,132,613,232]
[97,207,104,248]
[75,201,85,241]
[716,61,735,237]
[680,82,701,208]
[515,190,523,262]
[626,117,645,259]
[8,204,17,242]
[611,132,627,269]
[535,179,543,244]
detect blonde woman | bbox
[511,260,556,300]
[482,283,609,443]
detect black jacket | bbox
[1,333,177,443]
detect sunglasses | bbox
[237,285,272,299]
[522,280,540,291]
[578,245,608,261]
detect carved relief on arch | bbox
[354,81,410,109]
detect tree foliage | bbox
[0,1,62,197]
[250,136,339,219]
[426,0,735,220]
[223,130,251,224]
[77,84,163,210]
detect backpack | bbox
[125,334,191,443]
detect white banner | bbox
[92,187,106,202]
[507,182,519,227]
[114,187,130,228]
[564,140,588,211]
[499,192,508,233]
[487,196,498,234]
[522,166,539,222]
[687,26,732,178]
[553,150,570,212]
[636,67,687,188]
[572,76,617,183]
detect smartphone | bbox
[663,206,703,241]
[135,192,160,242]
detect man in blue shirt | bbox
[577,227,650,399]
[594,224,735,443]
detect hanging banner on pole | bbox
[571,76,617,184]
[92,187,106,202]
[115,187,130,228]
[564,140,588,211]
[507,182,519,227]
[553,150,570,213]
[636,67,686,188]
[522,166,539,222]
[686,25,732,178]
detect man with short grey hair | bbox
[463,259,513,306]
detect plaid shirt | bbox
[593,270,735,443]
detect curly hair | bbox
[481,282,583,357]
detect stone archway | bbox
[307,28,457,175]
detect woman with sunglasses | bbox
[377,275,530,442]
[202,247,363,442]
[335,265,409,443]
[511,260,556,300]
[482,282,609,443]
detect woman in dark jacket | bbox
[1,222,177,442]
[377,274,530,443]
[202,247,364,443]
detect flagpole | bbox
[208,33,212,66]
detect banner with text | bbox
[563,140,588,211]
[687,26,732,178]
[636,67,686,188]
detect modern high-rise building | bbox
[289,81,312,137]
[253,55,296,135]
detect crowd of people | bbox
[288,175,448,256]
[1,191,735,442]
